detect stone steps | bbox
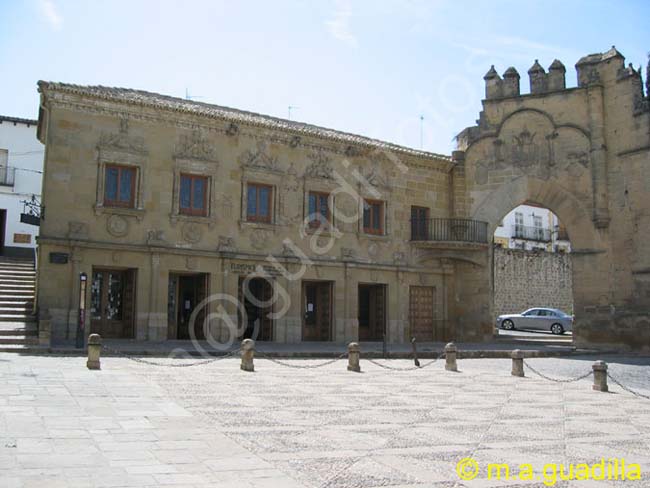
[0,258,38,346]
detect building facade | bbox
[457,47,650,350]
[35,47,650,350]
[494,203,570,252]
[35,82,490,345]
[0,116,43,258]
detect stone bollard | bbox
[347,342,361,372]
[445,342,458,372]
[511,349,524,377]
[240,339,255,372]
[592,360,608,392]
[86,334,102,370]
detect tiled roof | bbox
[0,115,38,126]
[38,81,451,162]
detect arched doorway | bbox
[493,201,573,340]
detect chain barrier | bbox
[606,372,650,400]
[101,344,239,368]
[256,350,347,369]
[523,359,593,383]
[364,351,446,371]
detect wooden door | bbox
[239,277,273,341]
[90,269,134,338]
[303,282,332,341]
[0,209,6,255]
[359,284,386,341]
[369,285,386,341]
[409,286,435,341]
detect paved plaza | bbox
[1,352,649,487]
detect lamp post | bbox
[75,272,88,349]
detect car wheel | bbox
[502,319,515,330]
[550,323,564,335]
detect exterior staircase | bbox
[0,258,39,352]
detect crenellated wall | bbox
[457,46,650,351]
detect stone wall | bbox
[493,247,573,316]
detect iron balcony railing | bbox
[511,224,551,242]
[411,218,488,244]
[0,166,15,186]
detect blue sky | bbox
[1,0,649,154]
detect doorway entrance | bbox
[0,209,6,255]
[358,284,386,341]
[238,276,273,341]
[302,281,333,341]
[409,286,437,341]
[90,268,136,338]
[168,273,208,340]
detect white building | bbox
[0,116,43,258]
[493,202,571,253]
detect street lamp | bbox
[75,272,88,349]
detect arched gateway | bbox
[453,47,650,350]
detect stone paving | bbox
[1,353,649,487]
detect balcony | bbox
[512,224,551,242]
[410,218,489,250]
[0,166,15,186]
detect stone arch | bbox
[471,175,602,250]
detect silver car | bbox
[497,308,573,335]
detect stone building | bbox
[35,82,488,345]
[457,47,650,350]
[0,115,43,258]
[35,47,650,350]
[493,203,571,253]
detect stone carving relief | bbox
[278,164,302,225]
[181,222,202,244]
[474,112,591,186]
[68,221,88,240]
[250,229,270,250]
[219,195,233,218]
[217,236,235,253]
[111,251,121,264]
[341,247,357,260]
[174,130,218,163]
[393,251,407,266]
[98,118,147,155]
[362,166,389,188]
[368,242,381,260]
[106,215,129,237]
[238,141,281,172]
[146,230,166,246]
[186,257,197,270]
[305,149,333,179]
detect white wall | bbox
[0,117,43,255]
[493,204,571,252]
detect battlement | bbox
[483,46,643,100]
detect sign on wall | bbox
[13,233,31,244]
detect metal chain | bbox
[607,372,650,400]
[255,350,347,369]
[364,351,446,371]
[523,359,593,383]
[101,344,239,368]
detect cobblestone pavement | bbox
[1,353,649,487]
